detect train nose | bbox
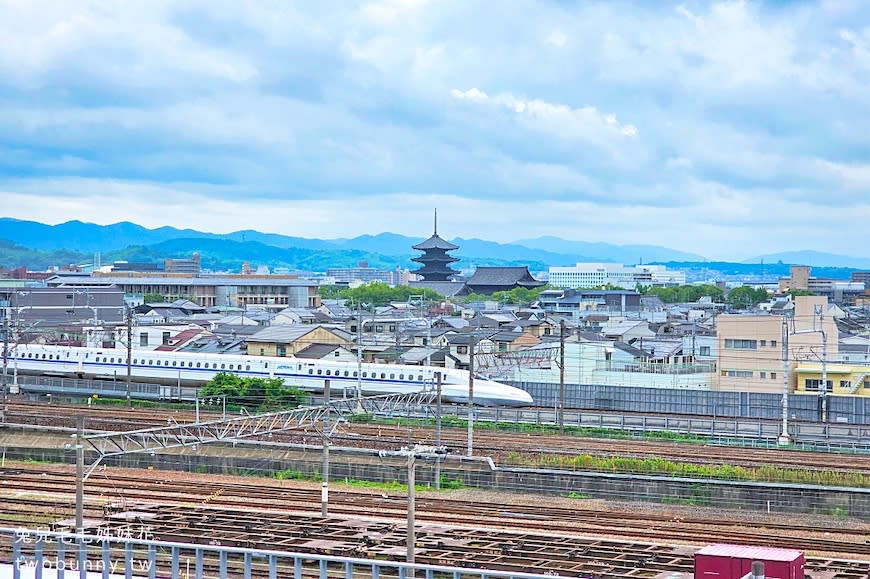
[475,379,533,407]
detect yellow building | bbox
[794,363,870,396]
[716,296,838,393]
[246,325,350,357]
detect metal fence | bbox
[3,526,570,579]
[511,381,870,424]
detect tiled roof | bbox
[465,267,544,287]
[412,233,459,251]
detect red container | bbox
[694,544,805,579]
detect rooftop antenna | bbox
[434,208,438,236]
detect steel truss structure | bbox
[81,391,438,477]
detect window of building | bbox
[840,380,851,389]
[759,371,766,379]
[770,372,777,379]
[260,349,265,356]
[770,340,777,348]
[724,339,757,350]
[699,346,711,356]
[457,346,468,354]
[804,379,833,391]
[723,370,753,378]
[139,333,149,347]
[759,340,766,347]
[162,332,171,345]
[277,345,287,357]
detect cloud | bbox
[1,1,870,260]
[450,88,639,141]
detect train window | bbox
[317,369,322,375]
[246,365,250,371]
[352,371,358,377]
[308,369,313,375]
[187,361,192,367]
[220,364,226,369]
[48,355,52,360]
[380,373,386,379]
[344,371,349,377]
[171,361,176,367]
[390,373,395,379]
[133,359,137,364]
[362,372,367,378]
[325,370,331,376]
[196,362,201,368]
[418,375,423,381]
[264,363,269,368]
[42,354,46,359]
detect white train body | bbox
[11,344,533,407]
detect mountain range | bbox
[1,217,869,273]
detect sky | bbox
[0,0,869,261]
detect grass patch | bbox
[357,415,705,443]
[501,452,870,488]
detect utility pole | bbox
[434,372,442,489]
[125,305,133,408]
[815,305,829,422]
[321,379,330,517]
[2,316,8,424]
[778,315,790,445]
[466,336,475,457]
[559,319,566,433]
[406,451,416,575]
[75,416,84,533]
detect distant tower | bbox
[411,210,460,281]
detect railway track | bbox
[5,402,869,476]
[0,464,868,578]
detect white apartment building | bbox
[548,263,686,290]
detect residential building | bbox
[164,252,201,274]
[549,263,686,290]
[539,289,641,317]
[326,263,393,285]
[793,362,870,396]
[779,265,865,305]
[246,325,351,357]
[716,296,838,393]
[45,273,320,310]
[1,286,125,328]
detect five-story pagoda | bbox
[411,211,460,281]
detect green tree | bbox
[143,293,165,303]
[726,286,770,308]
[642,284,724,304]
[199,373,308,411]
[321,282,444,307]
[786,289,815,297]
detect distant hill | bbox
[745,251,870,270]
[0,218,706,269]
[512,235,706,263]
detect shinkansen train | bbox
[11,345,534,407]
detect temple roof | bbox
[412,233,459,251]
